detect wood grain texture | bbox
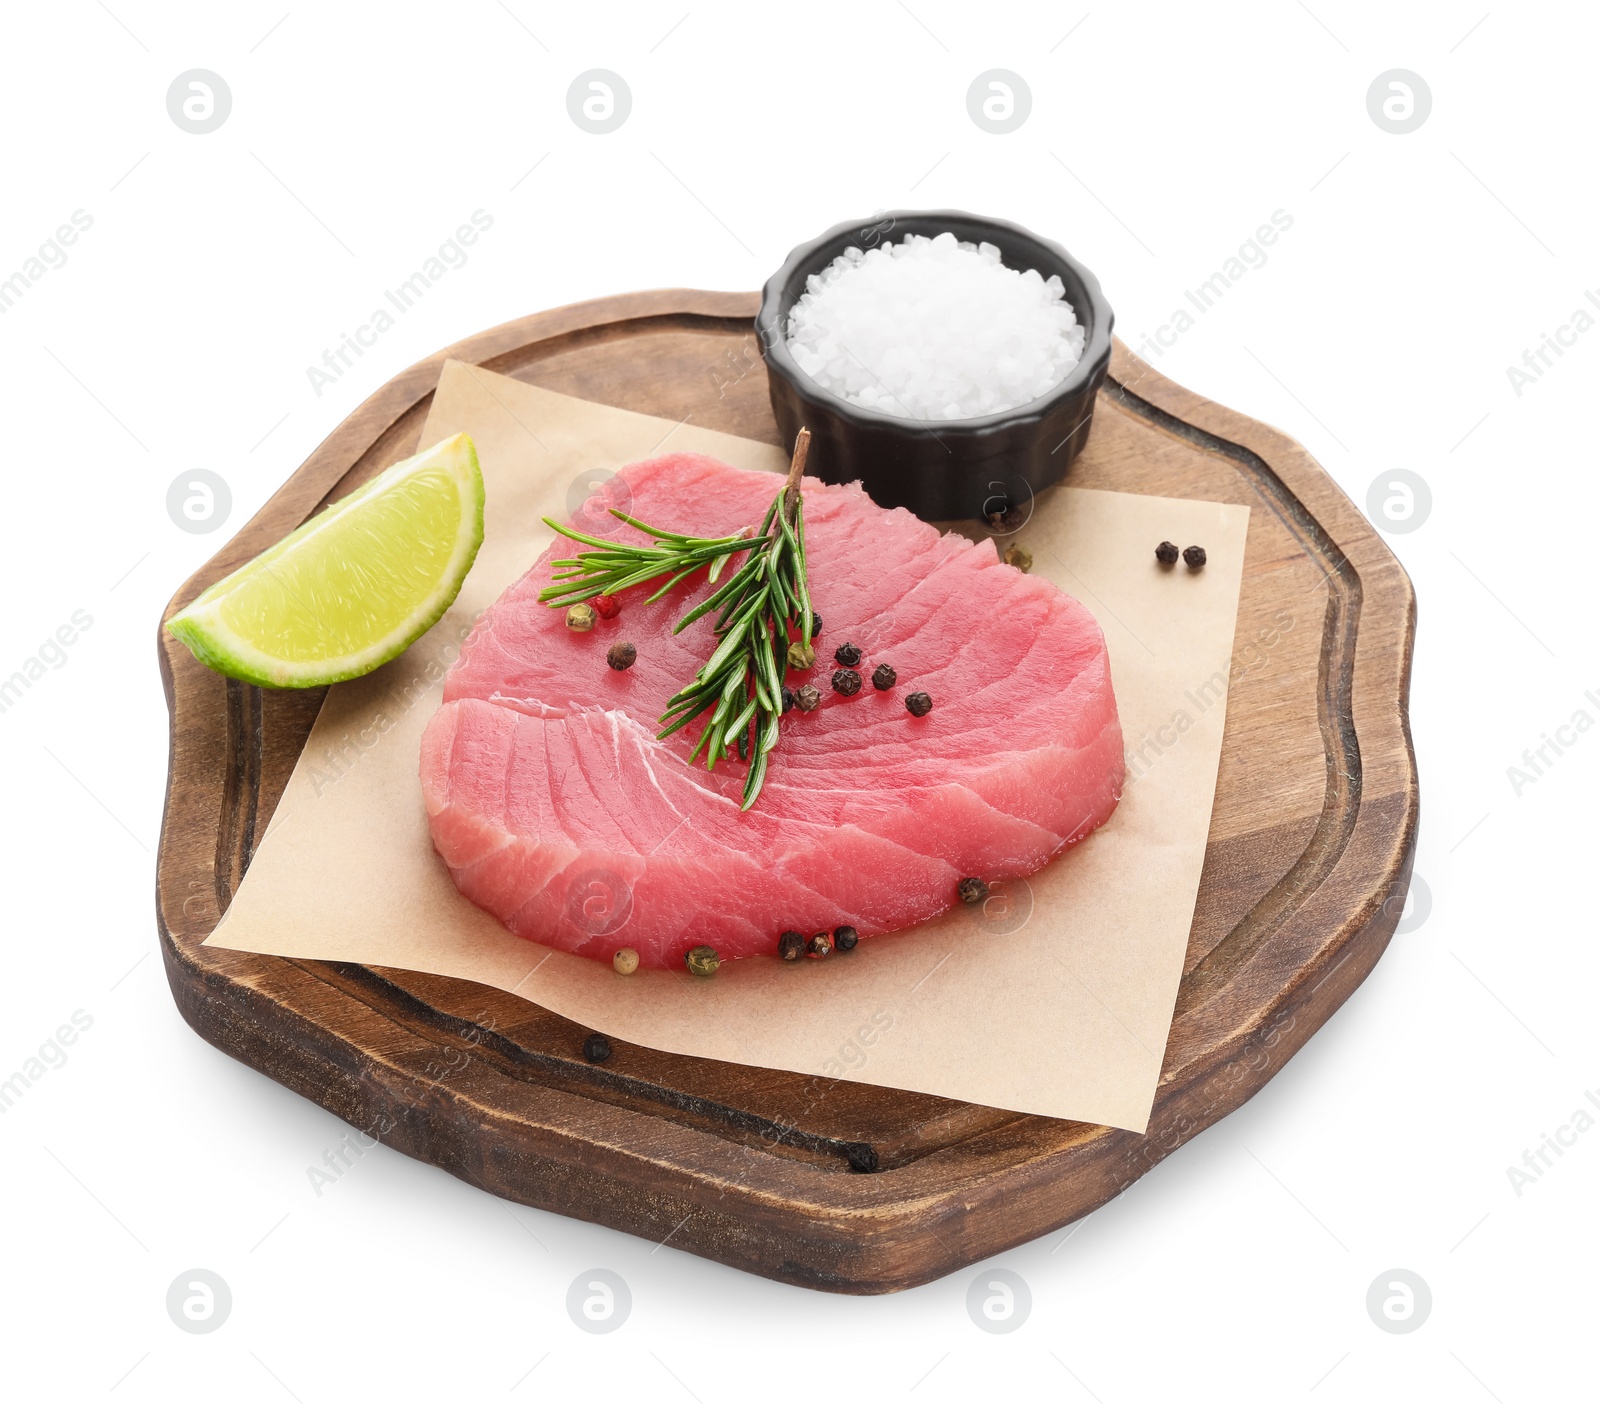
[155,291,1418,1293]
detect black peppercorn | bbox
[779,930,806,961]
[832,668,862,697]
[905,691,933,717]
[986,502,1028,533]
[1183,544,1207,570]
[796,683,821,712]
[834,925,859,952]
[810,611,823,635]
[834,641,863,668]
[582,1033,612,1063]
[606,640,637,670]
[845,1143,879,1173]
[807,931,832,959]
[958,876,989,905]
[782,685,797,714]
[872,663,896,691]
[1155,540,1180,567]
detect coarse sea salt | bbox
[784,231,1086,421]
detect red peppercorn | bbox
[594,594,621,620]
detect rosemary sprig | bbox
[539,429,814,811]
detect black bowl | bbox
[757,210,1114,522]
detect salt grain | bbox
[785,231,1086,421]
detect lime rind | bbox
[167,433,485,688]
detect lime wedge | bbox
[167,433,484,688]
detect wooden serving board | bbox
[156,291,1418,1293]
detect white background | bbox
[2,2,1595,1399]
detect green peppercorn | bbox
[832,668,862,697]
[807,931,832,959]
[566,602,597,632]
[606,640,637,670]
[685,944,721,977]
[582,1033,612,1063]
[834,642,863,667]
[834,925,859,952]
[1155,540,1180,567]
[871,663,896,691]
[958,877,989,905]
[905,691,933,717]
[779,930,806,961]
[787,640,816,670]
[1003,543,1033,573]
[796,683,821,712]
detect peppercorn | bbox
[810,612,823,635]
[606,641,637,671]
[845,1143,879,1173]
[782,685,797,714]
[1003,543,1033,573]
[566,602,597,632]
[905,691,933,717]
[582,1033,612,1063]
[833,668,862,697]
[871,663,896,691]
[1183,545,1207,570]
[986,502,1028,533]
[807,931,832,959]
[834,925,859,952]
[593,593,621,620]
[612,947,639,975]
[779,930,806,961]
[834,641,863,668]
[787,640,816,670]
[796,683,821,712]
[685,944,720,977]
[958,877,990,905]
[1155,540,1180,567]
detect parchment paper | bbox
[208,360,1251,1131]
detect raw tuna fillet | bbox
[420,453,1123,968]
